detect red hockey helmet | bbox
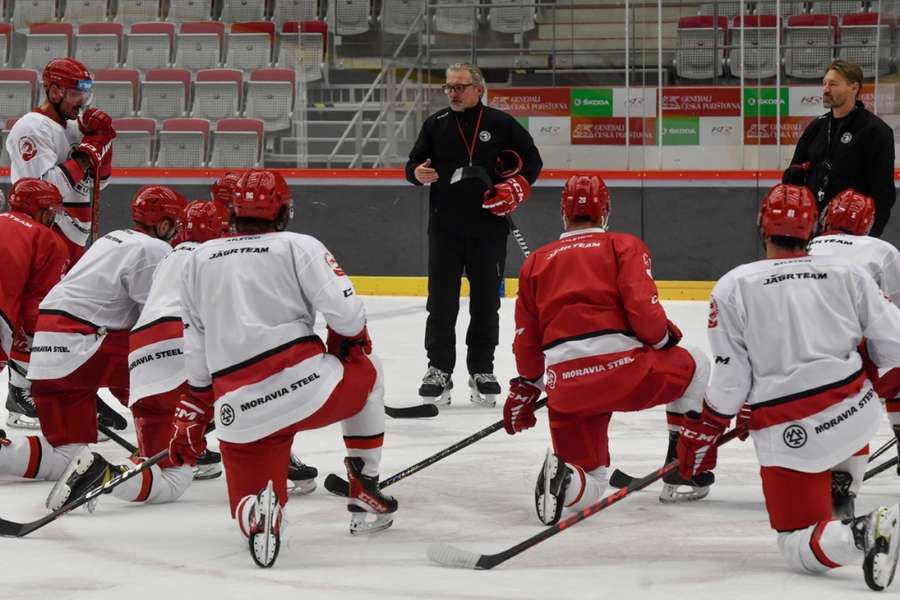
[234,170,292,221]
[821,189,875,236]
[7,178,62,216]
[758,184,818,241]
[561,175,610,223]
[210,171,242,210]
[182,200,231,243]
[42,58,93,102]
[132,185,188,227]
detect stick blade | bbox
[323,473,350,497]
[427,542,483,569]
[385,404,439,419]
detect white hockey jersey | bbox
[706,254,900,472]
[7,110,110,250]
[180,231,366,444]
[128,241,199,405]
[808,233,900,303]
[29,229,171,380]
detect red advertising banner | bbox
[487,88,570,116]
[571,117,657,145]
[660,87,741,116]
[743,116,816,145]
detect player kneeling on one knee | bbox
[678,183,900,591]
[167,170,397,568]
[502,173,712,526]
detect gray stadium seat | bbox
[810,1,864,18]
[434,0,478,34]
[140,67,191,121]
[174,21,224,71]
[245,67,295,131]
[22,24,72,72]
[210,117,264,167]
[273,0,319,28]
[727,15,780,79]
[126,22,175,70]
[156,117,209,167]
[674,16,727,79]
[225,21,275,72]
[75,22,123,71]
[489,0,535,34]
[116,0,162,27]
[839,12,892,78]
[63,0,110,24]
[221,0,266,23]
[166,0,213,22]
[329,0,371,36]
[13,0,57,31]
[381,0,424,35]
[0,69,38,123]
[784,14,837,79]
[0,25,12,67]
[111,117,155,167]
[191,68,242,123]
[278,22,326,82]
[92,68,140,117]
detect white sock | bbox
[0,436,86,480]
[777,520,862,573]
[563,464,608,513]
[110,462,192,504]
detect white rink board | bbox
[0,297,897,600]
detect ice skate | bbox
[245,480,283,568]
[6,382,39,430]
[660,430,714,504]
[287,454,317,495]
[46,449,126,512]
[535,449,572,526]
[894,425,900,476]
[345,456,397,535]
[849,503,900,591]
[419,366,452,406]
[468,373,501,408]
[831,471,856,520]
[192,448,223,480]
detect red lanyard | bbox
[455,106,484,166]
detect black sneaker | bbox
[46,450,126,512]
[345,456,397,535]
[419,366,452,406]
[6,382,39,429]
[660,430,714,503]
[534,449,571,525]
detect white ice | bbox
[1,297,897,600]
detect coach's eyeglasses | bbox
[442,83,475,94]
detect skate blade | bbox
[192,463,223,480]
[287,478,317,496]
[865,505,900,591]
[6,413,40,430]
[46,448,93,511]
[349,512,394,536]
[422,390,451,407]
[250,482,281,568]
[537,449,563,525]
[469,392,498,408]
[659,482,711,504]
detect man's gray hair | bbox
[446,63,485,87]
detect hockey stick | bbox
[864,456,899,481]
[610,436,900,489]
[0,449,168,538]
[385,404,439,419]
[869,437,898,463]
[324,398,550,497]
[98,423,138,455]
[427,427,743,570]
[506,216,531,257]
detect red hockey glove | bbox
[483,174,530,216]
[326,325,372,362]
[656,319,683,350]
[736,403,751,441]
[676,410,729,480]
[783,161,811,186]
[96,145,113,180]
[78,108,114,136]
[74,132,114,172]
[503,377,541,435]
[169,390,213,466]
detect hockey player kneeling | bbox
[678,184,900,591]
[169,170,396,568]
[503,174,712,526]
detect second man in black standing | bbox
[405,63,542,408]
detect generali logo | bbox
[661,96,680,110]
[747,123,773,138]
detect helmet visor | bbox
[66,79,93,106]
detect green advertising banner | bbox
[571,88,614,117]
[744,87,789,117]
[659,116,700,145]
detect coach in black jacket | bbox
[405,62,542,407]
[784,59,895,237]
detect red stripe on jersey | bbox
[36,310,98,335]
[212,337,325,398]
[750,372,865,430]
[63,204,92,223]
[885,399,900,413]
[130,456,153,502]
[23,436,42,479]
[130,318,184,353]
[853,444,869,457]
[236,495,253,536]
[809,522,842,569]
[565,464,587,508]
[343,433,384,450]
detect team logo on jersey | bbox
[841,132,853,144]
[479,130,491,142]
[545,368,557,390]
[324,252,345,277]
[220,403,235,426]
[707,298,719,328]
[18,137,37,161]
[782,424,807,449]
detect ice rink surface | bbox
[1,297,898,600]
